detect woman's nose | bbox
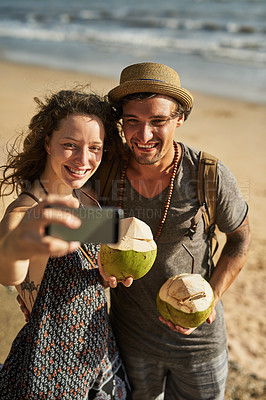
[75,148,91,165]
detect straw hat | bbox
[108,62,194,110]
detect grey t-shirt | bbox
[107,143,247,364]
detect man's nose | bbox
[137,122,153,143]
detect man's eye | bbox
[125,119,138,125]
[151,120,167,126]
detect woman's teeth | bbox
[67,167,87,175]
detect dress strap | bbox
[20,191,40,203]
[80,189,102,209]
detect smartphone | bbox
[46,207,124,244]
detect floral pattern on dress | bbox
[0,244,131,399]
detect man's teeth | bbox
[68,167,87,175]
[137,144,156,149]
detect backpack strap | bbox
[198,151,219,275]
[186,151,219,276]
[197,151,218,234]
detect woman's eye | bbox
[89,146,102,152]
[64,143,76,148]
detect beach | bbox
[0,59,265,397]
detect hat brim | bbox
[108,80,194,110]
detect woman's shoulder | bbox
[6,192,39,213]
[0,192,40,234]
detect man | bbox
[97,63,251,399]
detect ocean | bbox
[0,0,265,103]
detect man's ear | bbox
[44,136,51,155]
[176,113,185,127]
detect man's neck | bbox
[126,144,180,198]
[128,145,177,178]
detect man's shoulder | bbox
[181,143,222,176]
[180,142,200,164]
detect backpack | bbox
[187,151,219,276]
[89,150,219,274]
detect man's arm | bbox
[209,215,251,311]
[159,215,251,334]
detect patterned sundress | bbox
[0,243,131,399]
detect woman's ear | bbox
[44,136,51,155]
[176,113,185,127]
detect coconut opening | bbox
[108,217,157,252]
[159,274,213,313]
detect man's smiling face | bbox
[122,95,184,166]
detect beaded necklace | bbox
[118,141,180,241]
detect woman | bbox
[0,88,131,399]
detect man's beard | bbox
[130,141,162,165]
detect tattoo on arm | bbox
[20,271,40,309]
[223,218,251,259]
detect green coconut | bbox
[157,273,214,328]
[100,217,157,280]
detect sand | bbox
[0,60,265,384]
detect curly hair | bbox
[0,87,123,196]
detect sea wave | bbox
[6,6,266,35]
[0,19,265,67]
[0,0,265,103]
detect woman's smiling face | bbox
[44,113,105,192]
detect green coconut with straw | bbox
[100,217,157,280]
[157,244,214,328]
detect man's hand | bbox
[97,253,133,288]
[158,315,196,335]
[158,307,216,335]
[206,307,216,324]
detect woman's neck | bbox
[38,173,74,198]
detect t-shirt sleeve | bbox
[215,160,248,233]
